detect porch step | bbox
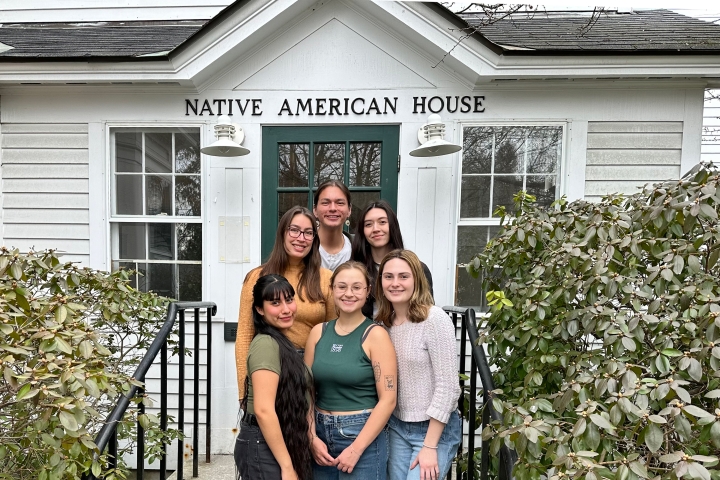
[167,454,234,480]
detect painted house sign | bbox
[184,96,486,116]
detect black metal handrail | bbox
[88,301,217,480]
[443,306,516,480]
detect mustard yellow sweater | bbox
[235,263,335,397]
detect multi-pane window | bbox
[110,128,202,301]
[261,126,399,259]
[277,141,383,228]
[456,125,563,306]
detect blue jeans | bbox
[387,411,462,480]
[313,410,389,480]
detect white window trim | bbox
[105,122,208,301]
[451,120,570,305]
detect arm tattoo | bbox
[373,361,381,383]
[385,376,395,391]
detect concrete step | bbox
[167,454,234,480]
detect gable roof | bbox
[0,21,205,59]
[2,4,720,61]
[455,8,720,54]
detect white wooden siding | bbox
[1,124,90,264]
[585,122,683,202]
[703,90,720,163]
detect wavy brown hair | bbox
[375,249,433,327]
[260,206,323,302]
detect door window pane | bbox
[314,143,345,186]
[116,176,143,215]
[146,175,172,215]
[176,131,200,174]
[279,144,309,187]
[278,192,310,222]
[349,143,381,186]
[116,132,142,173]
[175,176,201,216]
[348,191,381,231]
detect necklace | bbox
[336,320,361,334]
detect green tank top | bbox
[312,318,379,411]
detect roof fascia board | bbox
[168,0,296,78]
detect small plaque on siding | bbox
[218,216,249,263]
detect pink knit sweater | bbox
[388,305,461,424]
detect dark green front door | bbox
[261,125,400,260]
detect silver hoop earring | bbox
[345,218,351,227]
[316,220,320,229]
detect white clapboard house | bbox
[2,1,720,458]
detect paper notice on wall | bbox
[218,216,249,263]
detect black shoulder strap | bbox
[322,322,329,335]
[361,323,380,344]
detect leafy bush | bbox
[0,249,177,480]
[468,164,720,480]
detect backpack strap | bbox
[322,322,329,335]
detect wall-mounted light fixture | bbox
[409,114,462,157]
[200,115,250,157]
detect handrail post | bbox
[177,309,186,480]
[137,387,145,480]
[160,340,168,480]
[193,308,200,478]
[205,306,213,464]
[443,306,516,480]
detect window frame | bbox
[453,121,569,307]
[106,123,207,301]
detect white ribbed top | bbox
[388,305,461,423]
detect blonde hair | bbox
[375,249,433,327]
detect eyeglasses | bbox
[287,226,315,240]
[332,284,368,295]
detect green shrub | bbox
[0,249,179,480]
[468,164,720,480]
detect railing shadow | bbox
[443,306,516,480]
[87,301,217,480]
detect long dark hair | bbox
[261,206,323,302]
[351,200,405,281]
[247,274,313,480]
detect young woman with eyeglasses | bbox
[304,261,397,479]
[314,180,353,271]
[376,250,461,480]
[235,274,313,480]
[351,200,434,318]
[235,206,335,398]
